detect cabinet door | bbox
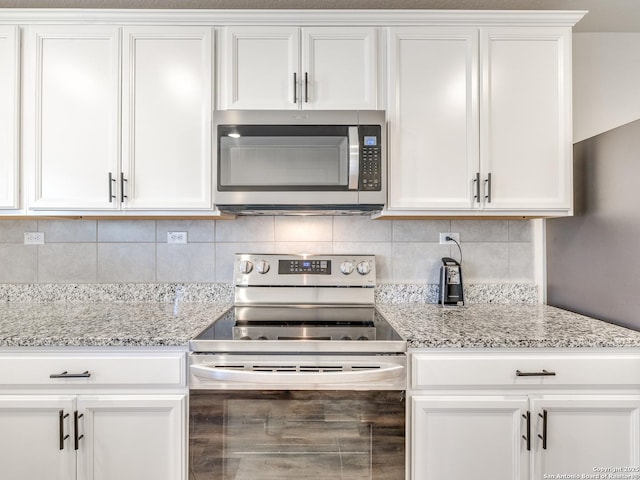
[122,27,212,210]
[0,395,76,480]
[301,27,378,110]
[76,395,185,480]
[220,26,299,110]
[412,395,529,480]
[24,26,120,211]
[0,26,20,210]
[480,27,572,212]
[531,396,640,480]
[387,28,479,211]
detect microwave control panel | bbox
[359,125,382,191]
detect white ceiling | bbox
[0,0,639,32]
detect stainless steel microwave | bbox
[214,110,386,214]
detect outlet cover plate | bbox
[24,232,45,244]
[167,231,188,244]
[439,232,460,245]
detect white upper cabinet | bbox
[220,26,298,110]
[24,26,121,211]
[385,24,574,216]
[24,25,214,213]
[220,26,378,110]
[0,26,20,210]
[387,27,479,211]
[121,26,213,210]
[301,27,378,110]
[480,27,572,212]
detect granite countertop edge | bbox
[1,301,640,349]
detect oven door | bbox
[189,389,405,480]
[189,354,405,479]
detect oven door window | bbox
[189,390,405,480]
[218,125,351,191]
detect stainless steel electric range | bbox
[188,254,406,480]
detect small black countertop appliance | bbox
[439,256,464,306]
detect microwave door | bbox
[218,125,353,191]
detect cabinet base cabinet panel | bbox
[78,395,186,480]
[411,396,529,480]
[532,396,640,480]
[0,395,76,480]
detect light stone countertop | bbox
[376,303,640,349]
[1,300,640,349]
[0,302,231,347]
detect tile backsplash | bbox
[0,217,534,285]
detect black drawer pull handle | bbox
[50,371,91,379]
[515,369,556,377]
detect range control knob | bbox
[356,261,371,276]
[340,336,353,341]
[340,261,355,275]
[256,260,270,274]
[238,260,253,274]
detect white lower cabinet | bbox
[78,395,185,480]
[412,395,529,480]
[532,396,640,479]
[0,395,76,480]
[410,351,640,480]
[0,351,187,480]
[0,394,184,480]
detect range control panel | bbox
[279,259,331,275]
[234,254,376,287]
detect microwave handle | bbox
[348,126,360,190]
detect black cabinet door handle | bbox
[473,172,480,203]
[293,72,297,103]
[74,411,84,451]
[521,411,531,451]
[59,410,70,450]
[522,410,531,451]
[120,172,128,203]
[108,172,116,203]
[538,409,548,450]
[484,172,492,203]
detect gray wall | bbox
[0,217,533,285]
[547,119,640,331]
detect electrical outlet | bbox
[167,231,188,244]
[439,232,460,245]
[24,232,45,245]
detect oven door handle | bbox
[190,363,404,385]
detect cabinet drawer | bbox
[0,353,185,387]
[412,352,640,389]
